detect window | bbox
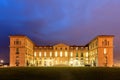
[81,58,83,60]
[81,47,84,50]
[44,61,46,66]
[16,56,19,58]
[103,39,108,46]
[55,51,57,57]
[102,41,104,46]
[39,52,41,57]
[71,52,73,57]
[39,61,42,65]
[86,52,88,57]
[76,53,78,57]
[81,53,83,57]
[14,39,21,45]
[105,40,107,46]
[44,52,46,57]
[60,51,62,57]
[108,41,109,46]
[65,51,68,57]
[16,40,19,45]
[65,48,67,50]
[50,52,52,57]
[16,60,19,66]
[16,48,19,54]
[104,48,107,54]
[76,47,78,50]
[34,52,36,57]
[14,41,16,45]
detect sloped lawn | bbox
[0,67,120,80]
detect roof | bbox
[9,35,36,45]
[85,35,115,46]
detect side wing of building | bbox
[88,35,114,67]
[9,35,34,66]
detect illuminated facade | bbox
[9,35,114,67]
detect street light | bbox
[1,60,4,63]
[0,60,4,66]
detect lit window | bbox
[76,47,78,50]
[65,51,68,57]
[44,52,46,57]
[39,52,41,57]
[71,52,73,57]
[86,52,88,57]
[60,51,62,57]
[34,52,36,57]
[104,48,107,54]
[55,51,57,57]
[50,52,52,57]
[86,58,88,60]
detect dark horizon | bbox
[0,0,120,64]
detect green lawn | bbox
[0,67,120,80]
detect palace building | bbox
[9,35,114,67]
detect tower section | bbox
[88,35,114,67]
[9,35,34,66]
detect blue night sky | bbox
[0,0,120,63]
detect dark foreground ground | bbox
[0,67,120,80]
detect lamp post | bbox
[0,60,4,67]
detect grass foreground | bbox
[0,67,120,80]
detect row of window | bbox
[102,40,109,46]
[15,48,86,57]
[34,52,84,57]
[90,39,110,49]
